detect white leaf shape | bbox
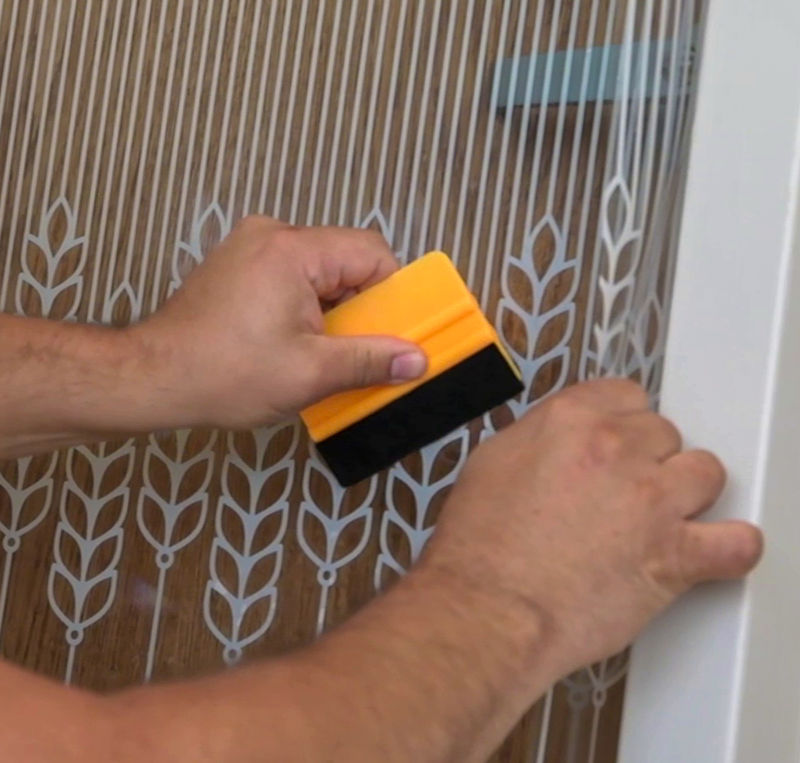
[18,198,86,318]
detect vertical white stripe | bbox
[96,0,156,319]
[415,0,460,254]
[351,0,395,223]
[287,0,331,225]
[308,0,349,225]
[520,0,566,243]
[660,0,695,325]
[14,0,66,282]
[170,2,216,260]
[140,0,189,310]
[39,0,79,210]
[111,0,169,318]
[227,1,266,215]
[629,2,657,207]
[324,0,365,225]
[622,0,673,367]
[359,0,409,231]
[272,0,311,220]
[0,2,46,310]
[257,1,298,214]
[434,0,477,250]
[534,687,555,763]
[450,0,497,271]
[10,0,68,316]
[559,0,603,245]
[0,0,28,307]
[386,1,430,257]
[501,0,548,260]
[578,0,627,381]
[83,0,140,319]
[545,3,585,215]
[398,0,447,259]
[477,0,532,309]
[148,0,201,310]
[56,1,95,198]
[241,0,280,215]
[189,0,231,223]
[0,0,21,196]
[211,2,248,208]
[71,0,113,203]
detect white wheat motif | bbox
[592,177,642,377]
[137,429,217,680]
[204,424,297,665]
[375,428,469,589]
[18,198,87,319]
[562,654,629,763]
[170,202,231,294]
[103,281,141,324]
[298,457,375,635]
[494,217,578,427]
[0,456,57,644]
[47,442,135,684]
[359,208,393,245]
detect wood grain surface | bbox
[0,1,698,760]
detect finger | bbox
[298,227,399,300]
[675,520,763,589]
[620,411,682,461]
[233,214,287,234]
[306,335,428,398]
[658,450,727,517]
[567,378,650,414]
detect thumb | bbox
[308,335,428,397]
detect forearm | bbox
[110,563,555,762]
[0,314,190,458]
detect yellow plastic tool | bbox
[301,251,522,485]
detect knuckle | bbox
[642,552,683,600]
[590,377,648,409]
[236,214,272,232]
[667,526,706,590]
[658,414,683,450]
[359,227,390,247]
[587,419,625,461]
[615,377,649,404]
[633,473,664,507]
[304,344,329,389]
[351,344,378,387]
[688,450,727,491]
[269,223,301,248]
[544,389,582,421]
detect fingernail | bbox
[390,351,427,383]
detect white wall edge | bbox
[618,3,800,762]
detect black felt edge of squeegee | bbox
[316,344,524,487]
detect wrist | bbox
[409,555,563,698]
[120,321,212,432]
[51,321,190,435]
[0,316,182,450]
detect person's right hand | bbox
[420,378,763,677]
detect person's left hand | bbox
[130,215,427,430]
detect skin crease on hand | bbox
[0,216,764,762]
[129,215,430,430]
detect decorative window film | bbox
[0,1,702,760]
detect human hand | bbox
[420,379,763,677]
[132,216,427,430]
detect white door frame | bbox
[619,2,800,761]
